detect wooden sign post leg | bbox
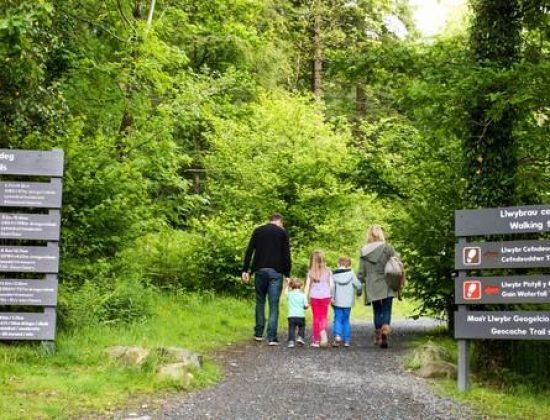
[41,340,56,354]
[457,305,469,392]
[40,307,57,354]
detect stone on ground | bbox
[155,346,202,369]
[408,342,452,368]
[415,361,457,379]
[156,363,194,387]
[105,346,150,366]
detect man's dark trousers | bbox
[254,268,283,341]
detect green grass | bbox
[0,292,254,419]
[406,329,550,419]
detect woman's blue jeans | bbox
[372,297,393,329]
[254,268,283,341]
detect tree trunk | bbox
[145,0,156,33]
[465,0,522,208]
[312,0,322,99]
[355,83,366,119]
[466,0,523,374]
[133,1,143,19]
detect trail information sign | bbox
[0,150,63,176]
[0,149,63,344]
[0,181,62,208]
[0,310,56,340]
[454,203,550,392]
[455,240,550,270]
[0,245,59,273]
[455,311,550,340]
[0,276,58,306]
[455,205,550,236]
[455,275,550,304]
[0,213,61,241]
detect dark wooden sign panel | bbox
[455,240,550,270]
[0,149,63,177]
[0,181,62,208]
[0,244,59,273]
[455,275,550,304]
[0,310,56,340]
[0,213,60,240]
[0,276,58,306]
[456,205,550,236]
[455,311,550,340]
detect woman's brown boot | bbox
[373,329,382,346]
[380,324,391,349]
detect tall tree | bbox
[464,0,523,207]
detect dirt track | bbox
[118,318,473,419]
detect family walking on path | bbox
[241,213,402,349]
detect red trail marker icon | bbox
[463,281,481,300]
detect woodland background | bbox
[1,0,549,380]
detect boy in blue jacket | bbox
[331,256,362,347]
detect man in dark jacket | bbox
[242,213,291,345]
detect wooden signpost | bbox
[0,149,63,350]
[454,204,550,391]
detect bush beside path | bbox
[118,319,473,419]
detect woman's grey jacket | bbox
[331,269,362,308]
[358,241,397,303]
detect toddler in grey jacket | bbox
[330,256,362,347]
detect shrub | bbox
[58,277,154,330]
[120,218,252,293]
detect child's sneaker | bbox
[320,330,328,347]
[287,341,295,348]
[343,342,351,347]
[296,337,305,346]
[310,341,320,348]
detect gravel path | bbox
[120,319,473,419]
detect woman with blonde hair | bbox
[358,225,398,348]
[304,250,334,347]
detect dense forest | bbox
[1,0,549,377]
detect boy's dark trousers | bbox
[287,317,305,342]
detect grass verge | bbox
[0,292,255,419]
[406,329,550,419]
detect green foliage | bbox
[120,219,251,293]
[1,0,549,394]
[58,275,154,330]
[0,1,67,145]
[202,91,392,273]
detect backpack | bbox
[384,255,405,292]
